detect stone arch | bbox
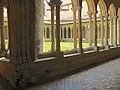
[118,7,120,17]
[108,3,116,17]
[85,0,95,12]
[97,0,107,15]
[71,0,78,8]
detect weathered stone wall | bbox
[0,60,15,86]
[30,47,120,84]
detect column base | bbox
[113,44,118,47]
[77,49,84,54]
[93,46,99,52]
[104,45,110,50]
[54,51,63,58]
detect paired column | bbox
[117,17,120,44]
[113,16,117,47]
[87,12,93,46]
[49,4,55,52]
[93,11,97,47]
[0,7,5,50]
[78,7,83,53]
[104,14,109,49]
[72,8,77,49]
[110,17,113,45]
[100,15,104,46]
[55,1,62,52]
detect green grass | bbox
[43,42,90,52]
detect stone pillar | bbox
[35,0,44,54]
[110,17,113,45]
[55,1,62,52]
[92,11,98,51]
[117,18,120,44]
[49,4,55,52]
[105,14,110,49]
[101,15,104,46]
[0,7,5,50]
[78,7,83,53]
[93,11,97,47]
[7,0,37,87]
[113,16,117,47]
[87,12,93,46]
[72,8,77,49]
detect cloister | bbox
[0,0,120,89]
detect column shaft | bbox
[50,5,55,52]
[118,18,120,44]
[101,16,104,46]
[88,12,93,46]
[72,9,77,49]
[93,12,97,46]
[110,18,113,45]
[78,7,83,53]
[105,14,109,45]
[113,16,117,46]
[56,4,61,52]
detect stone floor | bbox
[28,58,120,90]
[0,76,14,90]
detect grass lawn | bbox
[43,42,90,52]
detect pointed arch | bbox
[118,7,120,17]
[108,3,116,17]
[85,0,95,12]
[98,0,107,15]
[71,0,78,8]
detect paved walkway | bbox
[28,58,120,90]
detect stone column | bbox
[72,8,77,49]
[78,7,83,53]
[105,14,110,49]
[49,4,55,52]
[117,18,120,44]
[35,0,44,54]
[87,12,93,46]
[7,0,37,87]
[55,1,62,52]
[93,11,97,47]
[113,16,117,47]
[0,7,5,50]
[101,15,104,46]
[110,17,113,45]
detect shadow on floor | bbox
[0,76,15,90]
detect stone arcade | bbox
[0,0,120,88]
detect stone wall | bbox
[30,47,120,85]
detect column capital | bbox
[87,12,93,17]
[113,16,118,19]
[76,6,82,10]
[93,11,98,14]
[71,8,77,11]
[118,16,120,20]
